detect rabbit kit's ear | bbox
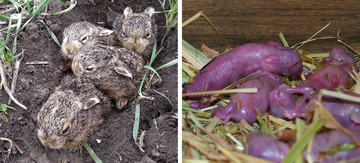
[145,7,155,19]
[98,29,114,36]
[85,97,100,110]
[114,61,133,79]
[124,7,133,18]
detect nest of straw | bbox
[182,23,360,163]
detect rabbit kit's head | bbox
[37,76,111,149]
[62,21,113,60]
[113,7,157,60]
[72,45,133,80]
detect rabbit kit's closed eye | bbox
[61,21,115,71]
[37,75,111,149]
[72,45,138,110]
[113,7,157,60]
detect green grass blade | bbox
[281,118,326,163]
[31,0,52,17]
[295,118,304,163]
[322,143,356,153]
[182,40,212,65]
[0,104,7,118]
[182,71,190,83]
[279,32,289,47]
[0,15,17,23]
[12,37,17,55]
[156,59,178,70]
[133,104,145,152]
[182,106,212,116]
[38,20,60,46]
[138,70,147,95]
[9,0,23,10]
[149,35,157,65]
[144,65,161,82]
[142,10,169,15]
[27,0,31,14]
[254,107,269,135]
[149,35,161,66]
[3,52,14,62]
[83,142,102,163]
[351,112,360,120]
[188,111,205,130]
[0,104,7,111]
[159,0,165,6]
[12,11,23,55]
[4,18,12,47]
[182,100,190,108]
[160,13,177,46]
[17,138,33,150]
[133,104,140,142]
[169,12,178,28]
[41,0,76,16]
[79,143,83,156]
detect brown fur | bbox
[61,21,119,71]
[113,7,157,61]
[37,75,111,149]
[72,45,145,109]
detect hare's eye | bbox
[145,33,151,38]
[85,67,94,71]
[81,36,89,43]
[121,32,126,37]
[62,125,70,135]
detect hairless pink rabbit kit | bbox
[182,39,360,162]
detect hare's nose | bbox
[65,47,73,54]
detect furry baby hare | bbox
[113,7,157,61]
[72,45,145,110]
[61,21,118,71]
[37,75,111,149]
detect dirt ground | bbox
[0,0,178,162]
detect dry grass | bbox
[182,17,360,162]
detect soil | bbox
[0,0,178,162]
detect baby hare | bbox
[113,7,157,61]
[61,21,118,71]
[37,75,111,149]
[72,45,144,110]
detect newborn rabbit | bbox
[61,21,118,71]
[37,75,111,149]
[72,45,144,110]
[113,7,157,61]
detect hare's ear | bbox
[114,60,133,79]
[114,66,133,79]
[124,7,133,18]
[145,7,155,19]
[84,97,100,110]
[98,29,114,36]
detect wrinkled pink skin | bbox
[269,85,315,119]
[297,64,349,91]
[351,113,360,125]
[183,41,302,99]
[312,92,360,127]
[270,47,359,120]
[189,100,212,110]
[323,147,360,163]
[212,71,282,123]
[247,129,360,163]
[305,129,360,162]
[246,131,290,163]
[270,87,360,127]
[325,47,359,73]
[298,47,356,91]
